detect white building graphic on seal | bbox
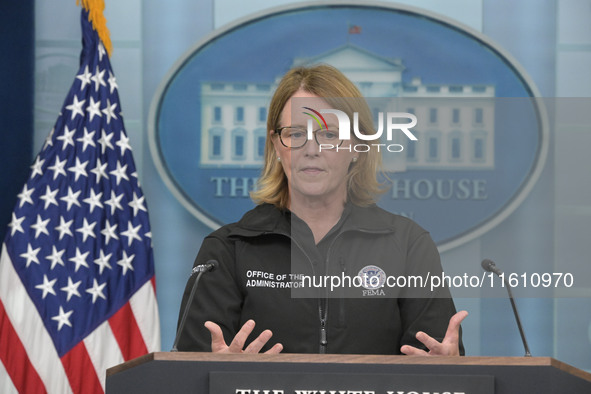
[199,44,495,172]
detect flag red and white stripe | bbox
[0,250,159,393]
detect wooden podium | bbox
[106,352,591,393]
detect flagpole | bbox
[347,21,350,45]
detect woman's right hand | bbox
[204,320,283,354]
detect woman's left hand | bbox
[400,310,468,356]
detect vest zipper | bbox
[274,226,391,353]
[339,259,346,326]
[273,231,328,353]
[319,311,327,353]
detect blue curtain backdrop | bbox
[0,0,34,242]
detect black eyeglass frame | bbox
[274,127,345,149]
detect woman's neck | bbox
[289,196,346,244]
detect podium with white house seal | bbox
[106,352,591,394]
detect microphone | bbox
[191,259,218,275]
[481,259,532,357]
[171,260,219,352]
[481,258,502,276]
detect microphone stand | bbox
[171,261,217,352]
[502,274,532,357]
[481,259,532,357]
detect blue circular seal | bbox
[358,265,387,290]
[149,1,547,251]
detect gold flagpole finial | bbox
[77,0,113,57]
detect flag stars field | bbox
[7,41,153,306]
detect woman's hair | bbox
[250,64,384,209]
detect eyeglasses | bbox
[275,127,344,149]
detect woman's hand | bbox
[204,320,283,354]
[400,310,468,356]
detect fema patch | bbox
[358,265,386,290]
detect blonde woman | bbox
[177,64,466,355]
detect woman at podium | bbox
[176,64,466,356]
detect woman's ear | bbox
[270,130,281,158]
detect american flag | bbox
[0,9,160,394]
[348,25,361,34]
